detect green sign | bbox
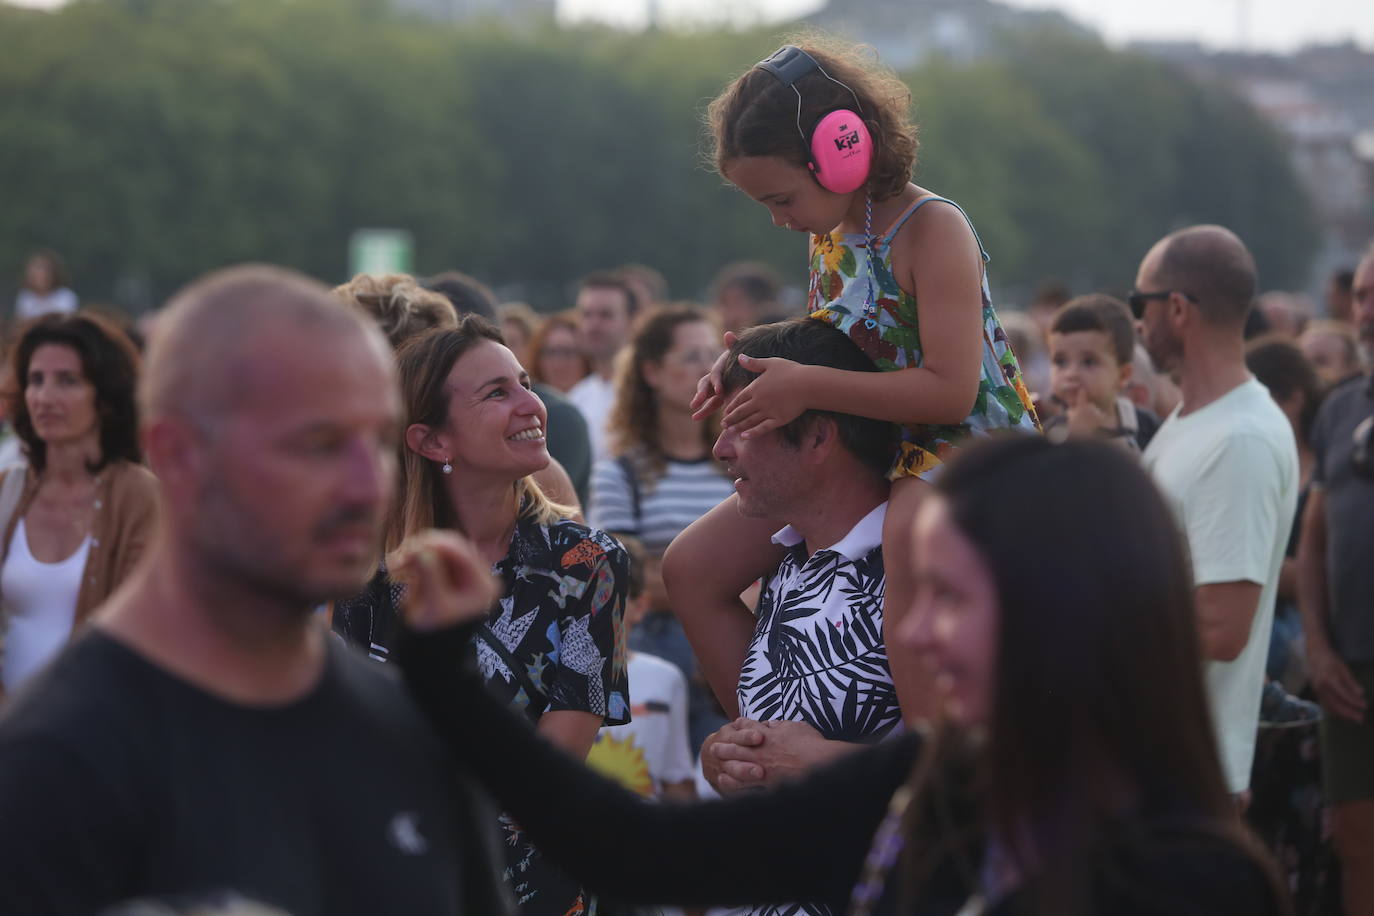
[348,229,415,276]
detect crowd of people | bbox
[0,33,1371,916]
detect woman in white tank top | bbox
[0,312,158,695]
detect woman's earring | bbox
[441,459,453,475]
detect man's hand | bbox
[393,530,499,631]
[700,719,767,794]
[702,718,856,794]
[1309,644,1368,723]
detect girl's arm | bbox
[723,202,986,434]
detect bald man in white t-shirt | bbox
[1135,225,1299,797]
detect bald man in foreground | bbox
[0,266,510,915]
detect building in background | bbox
[805,0,1091,70]
[1140,41,1374,304]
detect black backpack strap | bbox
[615,453,642,531]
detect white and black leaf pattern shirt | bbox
[721,502,901,916]
[737,501,900,742]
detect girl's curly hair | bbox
[705,34,918,201]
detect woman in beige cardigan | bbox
[0,312,157,696]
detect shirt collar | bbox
[769,500,888,563]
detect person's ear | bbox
[804,415,839,461]
[1168,291,1192,331]
[1116,359,1134,393]
[142,415,207,504]
[405,423,449,464]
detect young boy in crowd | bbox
[1044,294,1161,451]
[585,536,697,803]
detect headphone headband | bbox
[755,45,822,87]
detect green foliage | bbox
[0,2,1320,312]
[985,25,1320,291]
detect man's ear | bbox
[1168,291,1192,332]
[801,413,839,462]
[141,415,206,505]
[405,423,448,464]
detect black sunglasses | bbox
[1128,289,1199,319]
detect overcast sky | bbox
[8,0,1373,54]
[563,0,1374,54]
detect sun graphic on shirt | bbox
[585,733,653,797]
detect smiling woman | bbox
[0,312,158,696]
[331,314,631,916]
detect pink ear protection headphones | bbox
[755,45,874,195]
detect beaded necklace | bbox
[861,192,878,322]
[847,783,913,916]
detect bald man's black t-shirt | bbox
[0,629,510,916]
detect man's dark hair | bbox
[1333,268,1354,293]
[1031,280,1071,311]
[1050,295,1135,365]
[721,318,896,476]
[425,270,498,321]
[577,271,640,317]
[712,261,783,306]
[1155,225,1257,327]
[615,263,668,307]
[1246,335,1325,445]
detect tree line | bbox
[0,0,1319,313]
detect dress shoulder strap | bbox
[879,195,990,264]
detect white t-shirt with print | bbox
[586,652,695,799]
[1143,377,1298,793]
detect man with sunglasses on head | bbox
[1298,241,1374,914]
[1133,225,1299,808]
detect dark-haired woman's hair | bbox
[902,435,1283,914]
[1246,335,1325,447]
[4,311,141,473]
[607,307,726,491]
[385,314,571,558]
[705,35,918,201]
[425,270,499,321]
